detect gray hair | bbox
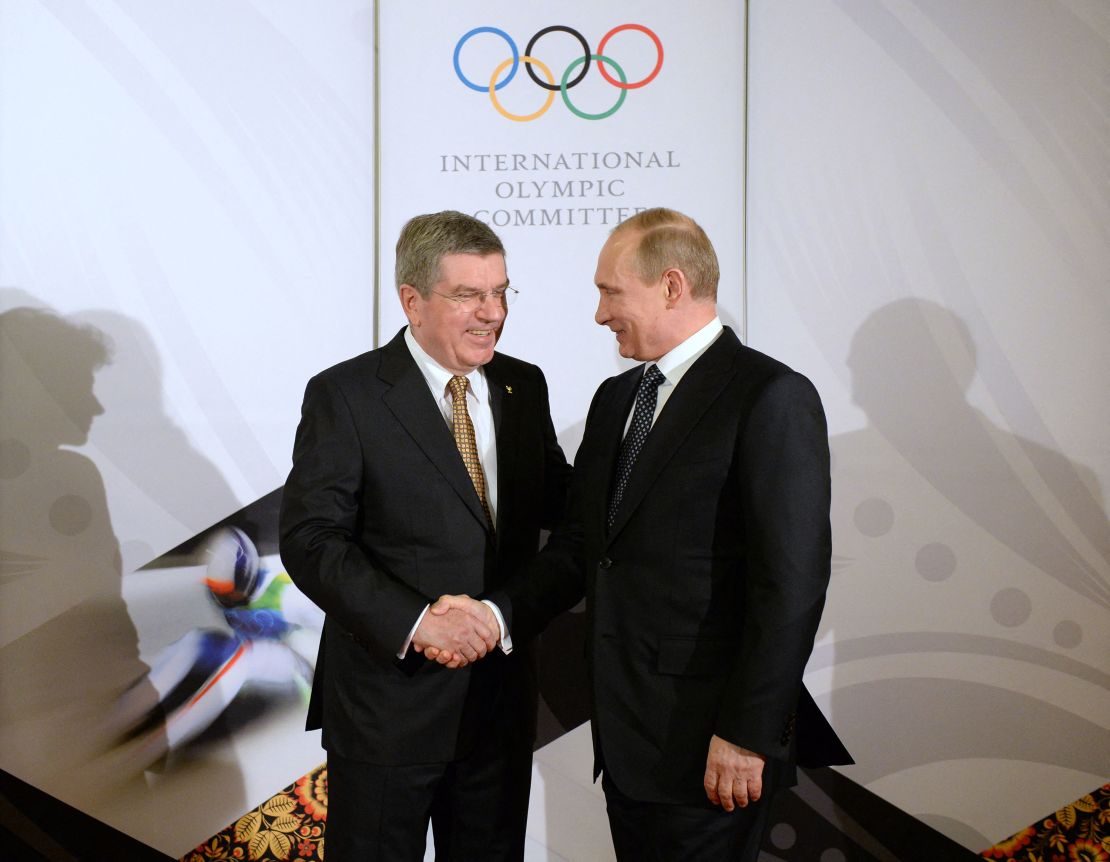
[395,211,506,297]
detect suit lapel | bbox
[605,329,741,542]
[379,329,492,532]
[485,356,514,539]
[587,367,641,535]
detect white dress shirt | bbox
[623,316,725,434]
[399,327,510,656]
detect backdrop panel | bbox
[0,1,373,854]
[377,0,747,454]
[747,0,1110,852]
[377,3,745,858]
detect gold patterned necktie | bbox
[448,375,494,530]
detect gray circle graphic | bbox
[1053,620,1082,649]
[915,542,957,582]
[990,587,1032,627]
[49,494,93,535]
[854,498,894,537]
[769,822,796,849]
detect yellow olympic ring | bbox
[488,55,555,122]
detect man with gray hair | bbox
[280,210,569,860]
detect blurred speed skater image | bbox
[115,527,323,764]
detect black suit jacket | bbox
[279,328,569,765]
[495,326,849,804]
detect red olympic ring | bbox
[596,24,664,90]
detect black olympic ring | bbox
[524,25,591,92]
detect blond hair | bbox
[613,208,719,300]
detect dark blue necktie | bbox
[608,364,665,528]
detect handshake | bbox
[412,595,500,669]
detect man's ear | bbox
[399,284,421,325]
[662,268,688,307]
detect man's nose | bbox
[594,298,608,326]
[477,294,506,321]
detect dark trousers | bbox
[325,727,533,862]
[603,770,778,862]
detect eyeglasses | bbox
[429,286,518,310]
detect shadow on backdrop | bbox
[0,304,164,817]
[814,298,1110,852]
[73,308,243,570]
[0,297,251,855]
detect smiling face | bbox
[593,230,670,361]
[400,252,508,374]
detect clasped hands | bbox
[412,594,497,669]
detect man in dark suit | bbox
[279,211,570,861]
[431,207,849,861]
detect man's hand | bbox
[703,735,766,811]
[413,595,497,668]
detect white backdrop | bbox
[748,0,1110,851]
[2,0,1107,858]
[1,0,374,852]
[377,0,746,452]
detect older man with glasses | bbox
[280,210,570,861]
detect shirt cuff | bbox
[481,599,513,655]
[397,604,430,659]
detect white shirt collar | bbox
[403,326,489,402]
[652,316,724,386]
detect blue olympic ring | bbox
[454,27,519,92]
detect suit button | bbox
[599,557,612,570]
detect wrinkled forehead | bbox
[434,251,507,287]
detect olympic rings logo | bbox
[453,24,663,122]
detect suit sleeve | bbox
[489,378,604,640]
[279,373,428,662]
[715,371,832,760]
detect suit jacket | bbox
[279,328,569,765]
[495,326,850,804]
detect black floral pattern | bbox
[981,784,1110,862]
[182,769,1109,861]
[181,764,327,862]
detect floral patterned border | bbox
[181,764,328,862]
[182,767,1108,861]
[981,784,1110,862]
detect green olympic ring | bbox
[560,54,627,120]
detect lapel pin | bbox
[505,385,513,394]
